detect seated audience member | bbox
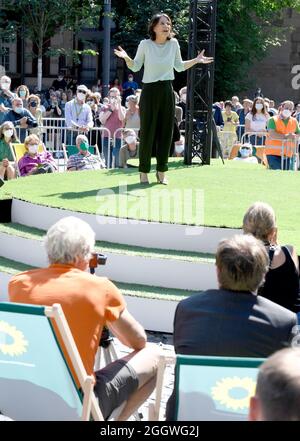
[67,134,105,171]
[0,121,17,180]
[243,202,300,313]
[233,143,258,163]
[166,234,298,420]
[173,136,185,157]
[3,97,38,142]
[119,129,139,168]
[9,216,159,421]
[18,134,57,176]
[265,100,300,170]
[249,348,300,421]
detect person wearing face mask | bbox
[0,122,18,180]
[18,134,57,177]
[86,93,102,148]
[173,136,185,158]
[119,129,139,168]
[124,95,140,133]
[245,97,269,147]
[64,85,93,144]
[67,134,105,171]
[3,97,38,142]
[99,87,126,168]
[114,12,213,184]
[265,100,300,170]
[16,85,30,109]
[0,76,16,124]
[233,143,258,163]
[122,74,139,106]
[27,94,43,138]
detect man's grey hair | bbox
[76,134,89,147]
[255,348,300,421]
[44,216,95,264]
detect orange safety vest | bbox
[265,116,298,157]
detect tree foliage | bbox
[112,0,300,98]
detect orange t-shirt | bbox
[8,264,126,381]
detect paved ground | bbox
[107,331,175,421]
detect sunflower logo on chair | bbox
[0,320,29,357]
[211,376,256,411]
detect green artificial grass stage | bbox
[1,158,300,249]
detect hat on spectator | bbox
[77,84,89,93]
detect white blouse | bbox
[130,38,186,83]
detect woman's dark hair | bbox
[148,13,174,41]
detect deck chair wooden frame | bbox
[0,302,104,421]
[149,354,264,421]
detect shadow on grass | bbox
[46,181,161,200]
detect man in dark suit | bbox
[166,234,298,420]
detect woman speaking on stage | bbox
[115,12,213,185]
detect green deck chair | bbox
[149,354,263,421]
[0,302,103,421]
[174,355,263,421]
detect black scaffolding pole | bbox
[184,0,217,165]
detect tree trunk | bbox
[37,56,42,91]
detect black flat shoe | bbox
[156,171,168,185]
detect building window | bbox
[0,47,10,72]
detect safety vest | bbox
[265,116,298,157]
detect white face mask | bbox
[125,136,136,144]
[282,109,292,119]
[13,107,23,114]
[77,92,86,101]
[240,148,251,158]
[255,103,263,111]
[3,129,13,138]
[175,143,185,154]
[28,144,39,154]
[1,83,10,91]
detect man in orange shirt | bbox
[9,216,159,421]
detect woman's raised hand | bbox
[197,49,214,64]
[114,46,129,59]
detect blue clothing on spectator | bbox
[0,92,13,124]
[213,105,223,127]
[3,108,38,142]
[122,81,139,91]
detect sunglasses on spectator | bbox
[77,90,87,94]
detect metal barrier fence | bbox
[15,121,112,169]
[241,132,299,171]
